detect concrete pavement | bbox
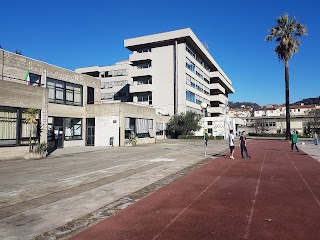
[0,139,227,240]
[70,139,320,240]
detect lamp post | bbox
[200,102,208,158]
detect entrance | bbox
[54,126,64,148]
[86,118,95,146]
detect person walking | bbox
[313,131,318,145]
[291,129,299,152]
[240,131,251,158]
[228,130,235,159]
[205,130,209,146]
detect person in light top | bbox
[228,130,235,159]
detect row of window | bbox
[101,92,129,100]
[101,80,128,89]
[186,58,210,84]
[137,92,152,105]
[137,48,152,53]
[256,122,276,127]
[186,90,210,106]
[101,69,128,78]
[134,61,152,69]
[0,108,39,146]
[133,76,152,85]
[125,117,153,138]
[47,78,82,106]
[186,45,211,72]
[186,74,209,96]
[48,117,82,141]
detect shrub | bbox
[34,142,48,157]
[177,135,224,140]
[125,134,138,146]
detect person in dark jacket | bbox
[239,131,251,158]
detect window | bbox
[105,69,128,77]
[101,93,114,100]
[125,117,153,138]
[101,82,113,89]
[30,73,42,86]
[186,45,211,72]
[135,61,151,69]
[208,129,212,134]
[0,109,17,145]
[114,80,128,86]
[87,87,94,104]
[47,78,82,106]
[64,118,82,140]
[137,92,152,105]
[208,121,212,125]
[186,90,195,103]
[137,48,151,53]
[186,58,195,72]
[134,76,152,85]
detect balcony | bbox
[210,71,235,94]
[210,83,225,94]
[210,94,228,103]
[130,84,153,93]
[129,52,152,62]
[131,68,152,77]
[208,107,224,115]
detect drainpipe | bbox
[173,40,178,114]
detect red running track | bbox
[70,140,320,240]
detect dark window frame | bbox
[47,78,83,106]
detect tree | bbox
[307,109,320,134]
[25,108,39,152]
[166,111,201,138]
[265,13,307,139]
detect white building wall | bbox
[177,42,188,114]
[95,116,120,147]
[152,44,175,115]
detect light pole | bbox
[200,102,208,158]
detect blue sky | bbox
[1,0,319,106]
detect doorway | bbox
[86,118,95,146]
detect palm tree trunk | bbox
[29,127,32,152]
[285,60,291,140]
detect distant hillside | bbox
[293,96,320,105]
[229,101,260,109]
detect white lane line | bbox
[152,159,240,240]
[244,141,268,239]
[285,151,320,208]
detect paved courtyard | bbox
[70,139,320,240]
[0,139,227,240]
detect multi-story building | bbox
[77,28,234,117]
[77,60,132,102]
[254,104,318,117]
[229,108,252,118]
[0,50,169,152]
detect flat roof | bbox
[124,28,232,85]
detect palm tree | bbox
[265,13,307,139]
[25,108,39,152]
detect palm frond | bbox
[266,13,307,61]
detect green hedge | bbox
[178,135,224,140]
[248,132,309,138]
[248,133,286,137]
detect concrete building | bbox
[254,104,318,118]
[0,50,169,151]
[77,60,132,103]
[77,28,234,117]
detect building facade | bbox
[77,28,235,117]
[0,50,168,150]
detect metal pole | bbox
[203,109,206,158]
